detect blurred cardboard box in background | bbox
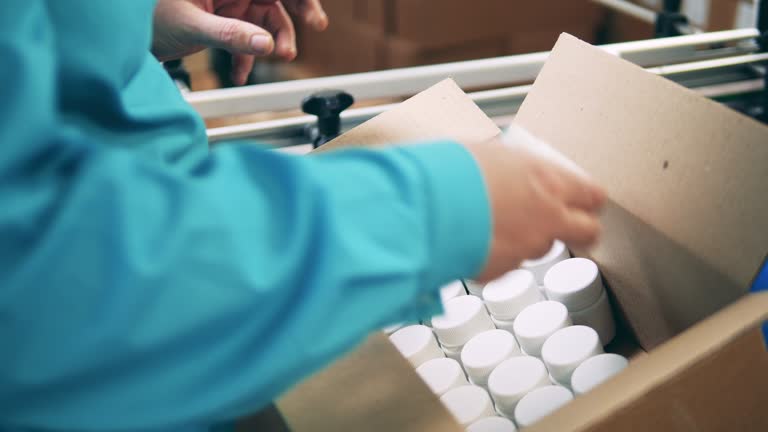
[296,0,607,76]
[296,0,758,76]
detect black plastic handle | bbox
[302,90,354,148]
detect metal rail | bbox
[188,29,760,119]
[208,52,767,144]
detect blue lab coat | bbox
[0,1,491,431]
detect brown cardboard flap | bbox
[276,333,463,432]
[311,78,500,153]
[527,292,768,432]
[514,33,768,348]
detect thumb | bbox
[188,8,274,55]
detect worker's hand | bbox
[152,0,328,84]
[468,134,606,282]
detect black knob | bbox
[302,90,354,148]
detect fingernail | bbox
[250,34,273,54]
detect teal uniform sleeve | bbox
[0,2,491,431]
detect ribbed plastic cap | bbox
[541,325,603,384]
[487,356,550,417]
[514,385,573,428]
[483,269,543,320]
[571,353,628,395]
[461,329,520,387]
[416,357,467,396]
[521,240,570,284]
[490,314,515,333]
[467,416,518,432]
[513,301,572,357]
[543,258,603,311]
[432,296,494,348]
[440,385,495,426]
[389,325,443,367]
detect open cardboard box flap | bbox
[514,33,768,349]
[272,34,768,431]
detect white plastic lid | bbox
[514,385,573,428]
[487,356,550,417]
[482,269,543,320]
[541,325,604,384]
[389,325,444,368]
[513,301,572,357]
[467,416,518,432]
[440,280,467,303]
[432,296,494,348]
[461,329,520,387]
[440,385,495,427]
[570,289,616,346]
[489,314,515,333]
[543,258,603,311]
[521,240,570,284]
[464,279,485,296]
[415,357,467,396]
[571,353,629,395]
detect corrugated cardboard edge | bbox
[310,78,500,153]
[527,292,768,432]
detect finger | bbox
[232,53,255,86]
[559,169,607,212]
[553,208,602,248]
[281,0,328,30]
[250,2,296,60]
[188,7,275,55]
[539,160,606,212]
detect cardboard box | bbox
[297,0,607,74]
[361,0,605,48]
[296,18,383,75]
[270,296,767,431]
[507,22,603,54]
[244,34,768,430]
[603,9,655,42]
[384,36,509,69]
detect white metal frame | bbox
[187,29,760,119]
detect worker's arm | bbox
[0,3,489,431]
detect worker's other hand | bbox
[468,135,606,282]
[152,0,328,84]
